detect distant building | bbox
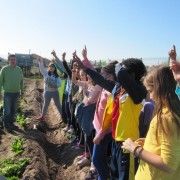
[15,53,33,67]
[0,57,7,67]
[15,53,33,76]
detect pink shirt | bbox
[93,89,111,132]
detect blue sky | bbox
[0,0,180,64]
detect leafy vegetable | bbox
[11,138,24,155]
[16,114,26,128]
[0,158,29,178]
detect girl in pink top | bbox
[74,47,118,179]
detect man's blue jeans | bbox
[3,92,20,128]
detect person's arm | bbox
[73,49,115,92]
[117,68,147,104]
[85,68,115,92]
[38,58,47,77]
[93,127,112,144]
[81,46,94,70]
[122,138,173,173]
[169,45,180,82]
[62,60,72,78]
[170,60,180,81]
[51,51,68,75]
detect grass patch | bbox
[0,158,29,179]
[11,138,24,156]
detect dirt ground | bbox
[0,78,91,180]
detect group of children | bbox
[36,46,180,180]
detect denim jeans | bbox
[92,133,112,180]
[3,92,20,128]
[42,91,62,116]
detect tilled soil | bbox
[0,78,90,180]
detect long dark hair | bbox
[103,61,118,80]
[48,63,59,78]
[144,66,180,137]
[122,58,147,81]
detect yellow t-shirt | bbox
[101,95,113,131]
[135,108,180,180]
[115,94,142,141]
[102,94,142,141]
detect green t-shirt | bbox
[0,65,23,93]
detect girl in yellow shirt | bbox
[122,66,180,180]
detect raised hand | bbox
[73,52,84,69]
[72,50,76,60]
[51,50,57,58]
[82,45,87,59]
[168,45,180,82]
[62,52,66,61]
[169,45,177,61]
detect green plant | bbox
[7,176,19,180]
[0,158,29,179]
[16,114,26,128]
[11,138,24,155]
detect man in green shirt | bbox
[0,54,23,132]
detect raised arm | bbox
[62,60,72,79]
[85,68,115,92]
[74,52,115,92]
[169,45,180,82]
[38,58,47,77]
[51,50,68,75]
[82,46,94,70]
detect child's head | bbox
[144,66,178,103]
[144,66,180,135]
[48,63,56,72]
[72,61,79,70]
[48,63,59,77]
[101,61,118,81]
[121,58,147,82]
[8,54,16,67]
[143,70,154,99]
[79,69,87,81]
